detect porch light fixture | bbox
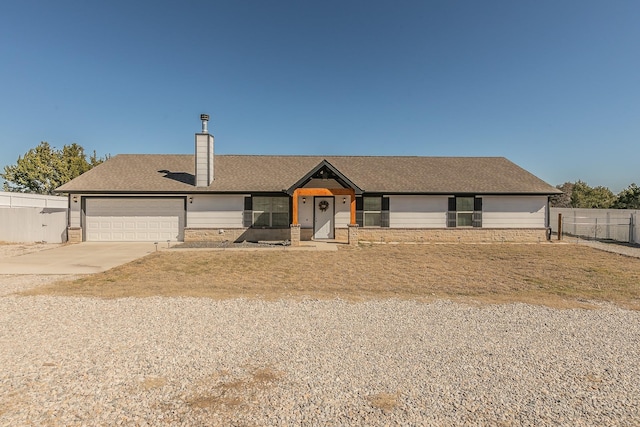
[72,195,78,203]
[302,197,306,204]
[343,197,346,204]
[188,196,193,203]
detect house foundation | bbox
[184,227,291,243]
[185,227,548,244]
[356,228,548,243]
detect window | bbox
[356,196,389,227]
[248,197,289,228]
[364,196,382,226]
[448,196,482,227]
[456,197,474,227]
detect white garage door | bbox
[85,198,185,242]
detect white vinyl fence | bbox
[550,208,639,245]
[0,192,68,243]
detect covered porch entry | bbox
[287,160,361,246]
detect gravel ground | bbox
[2,242,640,426]
[0,243,62,259]
[577,239,640,259]
[1,275,640,426]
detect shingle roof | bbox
[56,154,561,194]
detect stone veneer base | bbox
[357,228,548,243]
[67,227,82,243]
[185,227,548,243]
[184,228,291,243]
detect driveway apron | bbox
[0,243,157,274]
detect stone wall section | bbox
[185,227,548,244]
[348,224,359,246]
[184,228,291,243]
[357,228,548,243]
[290,224,301,247]
[67,227,82,243]
[334,228,349,242]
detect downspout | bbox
[546,196,550,228]
[546,196,551,240]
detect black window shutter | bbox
[473,197,482,228]
[447,197,456,227]
[474,197,482,211]
[243,196,253,227]
[355,197,363,226]
[472,211,482,228]
[380,197,390,227]
[381,197,390,211]
[448,197,456,212]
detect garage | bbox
[85,198,185,242]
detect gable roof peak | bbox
[286,159,363,195]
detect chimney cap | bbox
[200,114,210,133]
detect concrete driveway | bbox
[0,242,159,274]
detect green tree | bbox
[613,183,640,209]
[570,180,615,209]
[550,182,574,207]
[1,141,106,194]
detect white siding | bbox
[389,195,448,228]
[482,196,547,228]
[70,196,81,227]
[335,196,351,227]
[187,195,245,228]
[195,134,214,187]
[298,197,314,229]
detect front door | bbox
[314,197,334,239]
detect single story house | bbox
[57,115,561,245]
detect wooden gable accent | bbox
[286,160,362,196]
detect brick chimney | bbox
[195,114,214,187]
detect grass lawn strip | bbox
[23,244,640,309]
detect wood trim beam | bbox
[350,193,356,225]
[294,188,354,196]
[292,189,299,225]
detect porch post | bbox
[292,189,299,225]
[348,223,359,246]
[348,189,358,246]
[290,224,301,247]
[349,189,356,225]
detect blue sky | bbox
[1,0,638,192]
